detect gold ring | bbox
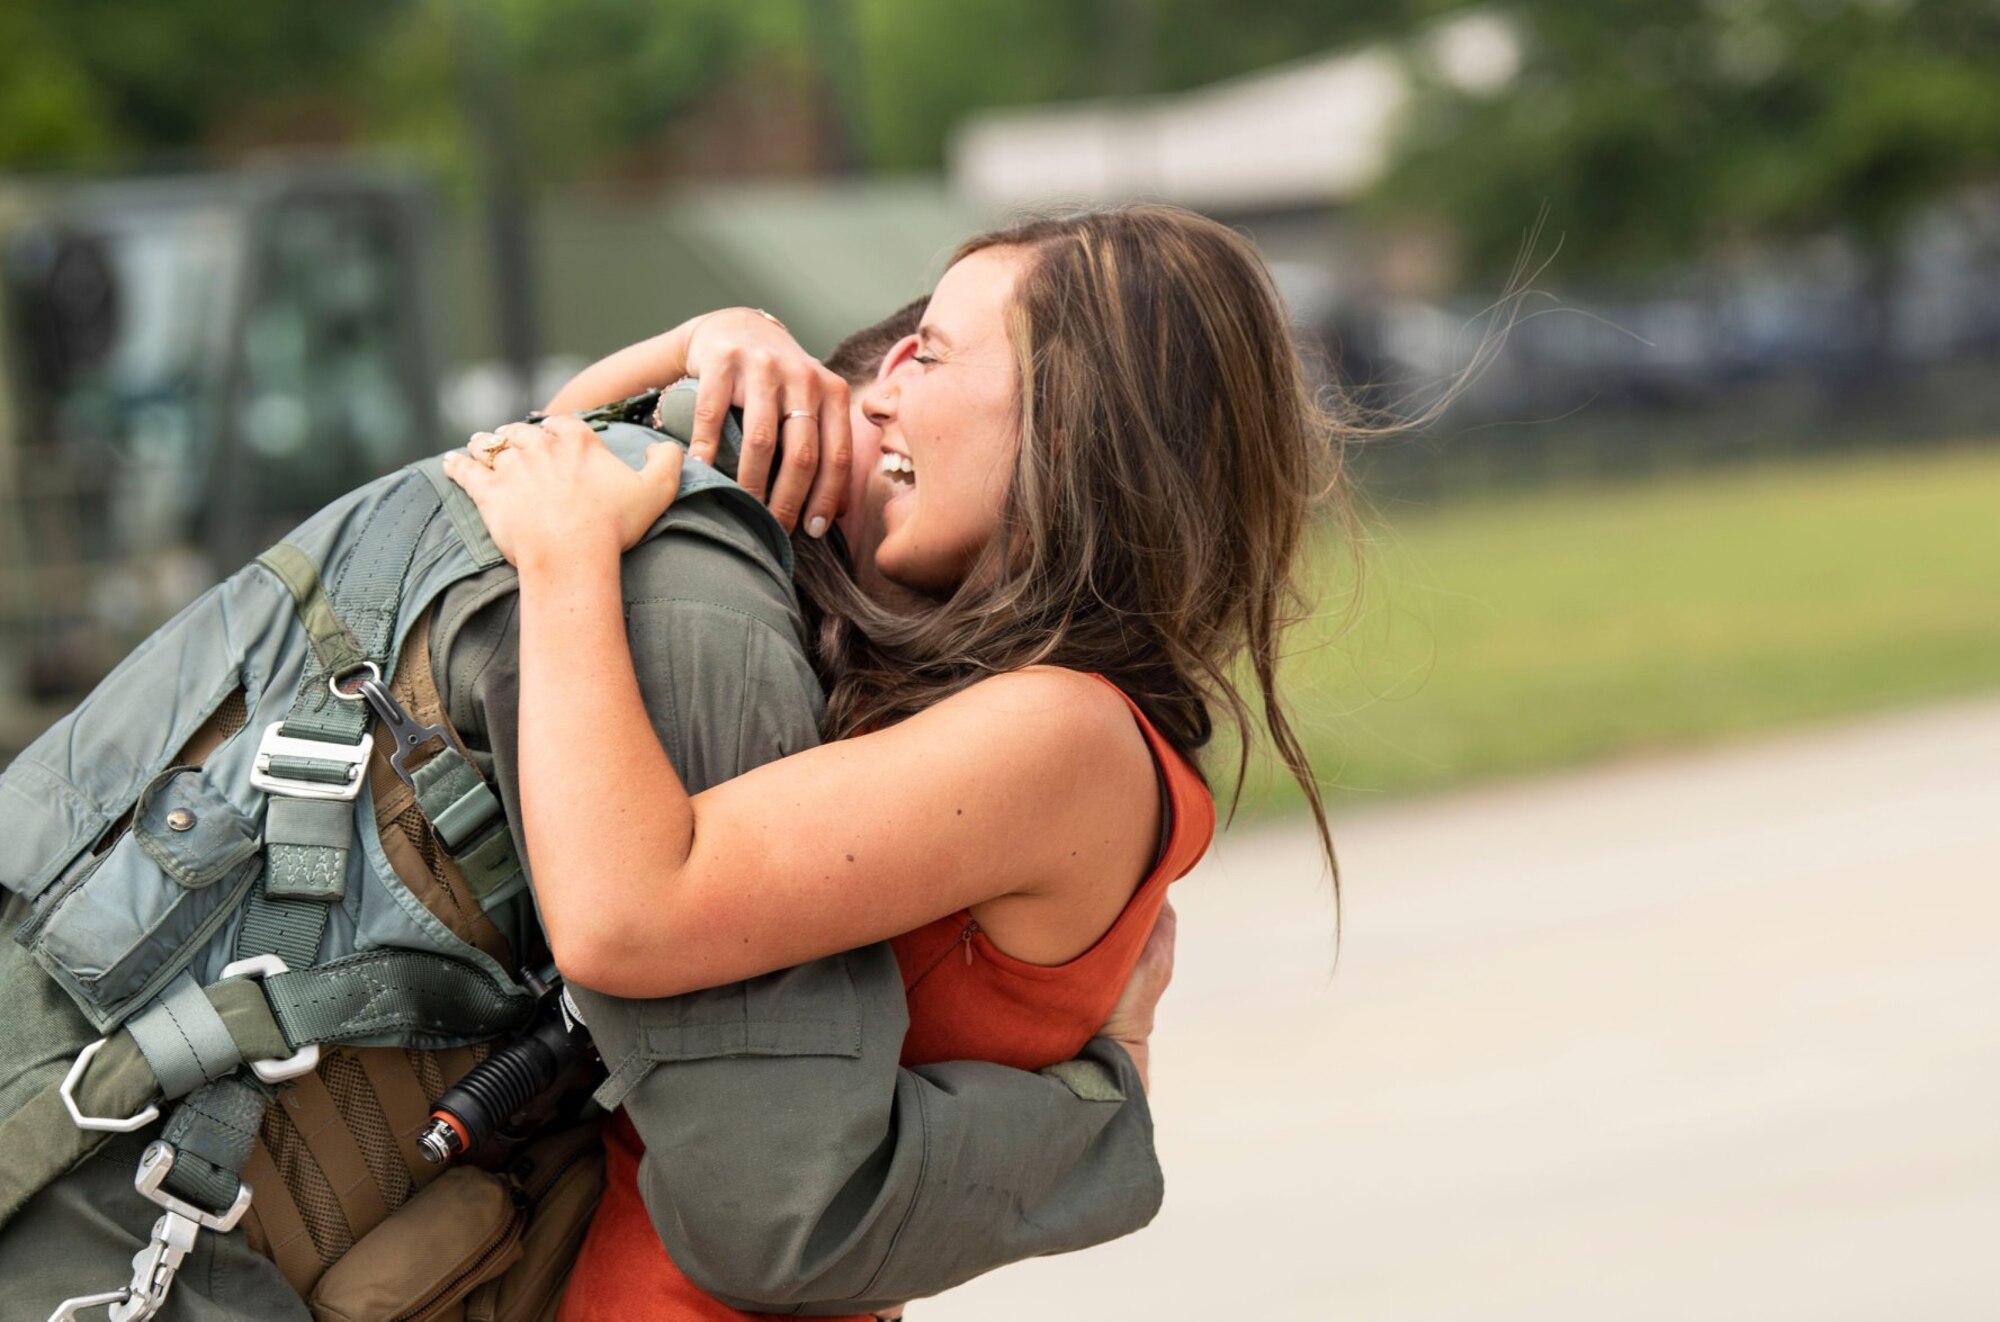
[474,435,511,469]
[785,409,817,424]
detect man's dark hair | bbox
[822,297,927,386]
[793,296,930,727]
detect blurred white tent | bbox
[949,11,1519,216]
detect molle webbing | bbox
[243,1045,490,1296]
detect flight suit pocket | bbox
[26,767,262,1028]
[570,955,863,1112]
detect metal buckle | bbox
[60,1038,162,1134]
[248,722,369,802]
[218,955,321,1082]
[133,1141,252,1232]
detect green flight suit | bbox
[0,481,1163,1318]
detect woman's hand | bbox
[1099,901,1177,1092]
[443,415,685,573]
[683,309,852,537]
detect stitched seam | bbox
[858,1080,933,1300]
[160,998,219,1083]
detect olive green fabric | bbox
[434,491,1164,1315]
[0,474,1163,1316]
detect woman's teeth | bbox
[879,453,915,485]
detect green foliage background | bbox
[7,0,1993,283]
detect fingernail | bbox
[806,516,828,539]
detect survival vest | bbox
[0,386,783,1319]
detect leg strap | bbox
[2,952,532,1231]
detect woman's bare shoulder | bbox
[944,666,1144,748]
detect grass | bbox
[1231,442,2000,815]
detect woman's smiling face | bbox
[856,245,1028,595]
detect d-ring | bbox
[328,660,384,701]
[61,1038,162,1133]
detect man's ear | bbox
[878,334,921,381]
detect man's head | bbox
[822,297,926,605]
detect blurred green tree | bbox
[1376,0,2000,283]
[0,0,409,167]
[847,0,1390,170]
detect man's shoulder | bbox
[627,490,800,632]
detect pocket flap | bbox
[308,1166,524,1322]
[135,769,261,890]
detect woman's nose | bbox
[859,378,894,427]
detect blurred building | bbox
[949,11,1520,317]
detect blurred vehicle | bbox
[0,167,442,756]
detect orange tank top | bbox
[558,675,1215,1320]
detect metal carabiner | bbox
[47,1288,131,1321]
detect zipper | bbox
[387,1132,594,1321]
[905,917,982,990]
[388,1196,527,1322]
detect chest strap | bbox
[244,473,445,971]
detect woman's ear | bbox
[878,334,921,380]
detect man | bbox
[0,305,1168,1318]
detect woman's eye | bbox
[912,353,940,367]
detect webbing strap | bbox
[261,950,533,1049]
[241,474,445,970]
[409,747,523,905]
[410,750,502,852]
[258,543,367,680]
[2,952,532,1225]
[275,475,443,747]
[126,974,244,1101]
[235,890,327,972]
[158,1076,269,1213]
[0,981,288,1230]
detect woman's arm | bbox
[446,416,1158,1000]
[543,308,852,536]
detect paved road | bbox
[923,696,2000,1320]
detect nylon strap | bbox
[125,973,244,1101]
[410,750,502,852]
[0,980,288,1229]
[260,950,533,1049]
[257,543,368,680]
[159,1076,270,1213]
[408,746,523,905]
[241,473,444,970]
[416,457,506,570]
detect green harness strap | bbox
[245,474,444,970]
[4,950,535,1228]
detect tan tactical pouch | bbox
[304,1122,605,1322]
[236,610,605,1319]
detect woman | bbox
[445,205,1342,1316]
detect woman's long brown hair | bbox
[795,205,1349,886]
